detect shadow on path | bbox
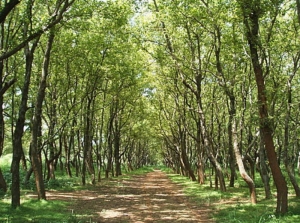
[45,170,214,222]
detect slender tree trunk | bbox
[180,136,196,181]
[283,74,300,197]
[45,89,58,181]
[228,117,236,187]
[223,84,257,203]
[105,104,114,178]
[198,103,226,191]
[258,132,272,199]
[83,96,95,184]
[296,0,300,25]
[196,126,205,184]
[0,61,6,193]
[45,137,62,181]
[97,81,107,182]
[0,16,6,193]
[0,167,6,191]
[113,100,122,177]
[114,128,122,177]
[298,151,300,175]
[232,113,257,204]
[81,107,87,185]
[241,2,288,213]
[213,24,238,188]
[11,35,39,208]
[66,122,75,178]
[31,31,55,200]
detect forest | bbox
[0,0,300,222]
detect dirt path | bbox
[47,170,214,222]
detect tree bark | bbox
[232,112,257,204]
[0,14,6,192]
[296,0,300,25]
[31,30,55,200]
[241,1,288,214]
[83,96,95,184]
[105,104,115,178]
[258,132,272,199]
[0,0,20,24]
[283,74,300,197]
[196,121,205,184]
[45,89,58,181]
[11,34,39,208]
[214,25,236,188]
[113,98,122,177]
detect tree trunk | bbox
[45,89,58,181]
[258,133,272,199]
[24,166,33,185]
[45,137,62,181]
[232,112,257,204]
[0,0,21,24]
[0,60,6,193]
[196,141,206,184]
[180,143,196,181]
[65,133,72,177]
[96,81,107,182]
[11,35,40,208]
[197,95,226,192]
[114,106,122,177]
[0,168,6,192]
[83,96,95,184]
[114,135,122,177]
[241,2,288,213]
[105,104,114,178]
[31,30,55,200]
[298,151,300,175]
[0,16,6,193]
[228,121,236,187]
[296,0,300,25]
[283,74,300,197]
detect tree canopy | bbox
[0,0,299,215]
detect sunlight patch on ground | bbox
[150,198,166,202]
[99,209,127,218]
[115,194,142,198]
[26,192,77,200]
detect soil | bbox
[45,170,215,222]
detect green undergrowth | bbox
[120,165,155,177]
[0,199,74,222]
[161,167,300,223]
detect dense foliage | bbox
[0,0,299,215]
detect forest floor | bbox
[45,169,215,222]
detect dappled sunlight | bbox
[99,209,127,218]
[44,169,214,222]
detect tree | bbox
[238,0,288,214]
[213,20,256,203]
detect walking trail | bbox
[47,169,214,222]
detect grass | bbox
[161,167,300,223]
[0,155,84,222]
[0,198,75,222]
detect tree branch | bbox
[0,0,21,24]
[0,78,17,96]
[0,0,75,60]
